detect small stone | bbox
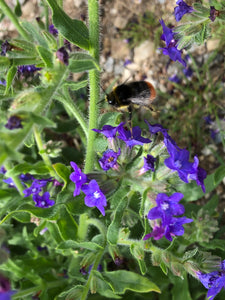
[134,40,155,65]
[104,57,114,73]
[114,16,128,29]
[207,39,220,52]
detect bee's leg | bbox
[128,105,133,135]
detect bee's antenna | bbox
[99,83,106,95]
[97,83,107,105]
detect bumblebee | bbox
[105,81,156,120]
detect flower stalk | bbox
[84,0,100,173]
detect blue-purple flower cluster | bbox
[70,162,107,216]
[197,260,225,300]
[0,274,16,300]
[159,19,187,67]
[145,121,207,192]
[70,120,206,244]
[23,178,54,208]
[143,192,193,241]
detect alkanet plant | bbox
[0,0,225,300]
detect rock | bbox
[114,16,128,29]
[207,39,220,52]
[134,40,155,65]
[104,57,114,73]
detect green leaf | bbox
[30,112,56,128]
[93,271,121,299]
[46,0,89,50]
[21,21,48,47]
[171,275,192,300]
[52,163,71,189]
[214,165,225,186]
[5,161,50,177]
[0,203,60,225]
[62,79,88,91]
[14,0,22,17]
[130,243,146,275]
[69,53,100,73]
[56,206,78,240]
[5,65,17,94]
[0,56,10,70]
[103,270,160,294]
[41,31,58,50]
[201,239,225,251]
[36,45,53,68]
[107,196,128,245]
[57,240,103,251]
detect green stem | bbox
[81,250,104,300]
[84,0,100,173]
[81,217,106,300]
[0,0,30,40]
[33,125,55,177]
[58,88,88,139]
[4,161,24,196]
[77,213,89,241]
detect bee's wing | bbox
[129,89,154,106]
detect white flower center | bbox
[94,191,100,199]
[162,202,169,210]
[174,160,182,168]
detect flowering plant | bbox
[0,1,225,300]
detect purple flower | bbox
[4,116,23,130]
[99,149,121,171]
[23,179,50,197]
[88,264,102,274]
[209,6,219,22]
[159,19,186,67]
[49,24,58,36]
[169,74,181,83]
[19,173,35,182]
[124,59,132,66]
[56,47,69,65]
[93,123,125,140]
[144,193,193,241]
[33,192,55,208]
[164,216,193,241]
[147,192,185,226]
[174,0,194,22]
[143,225,165,240]
[0,274,16,300]
[188,156,207,192]
[17,65,41,75]
[2,178,15,188]
[81,179,107,216]
[164,138,194,183]
[145,120,169,136]
[70,162,88,196]
[139,155,156,174]
[197,260,225,300]
[183,66,193,78]
[204,115,213,125]
[0,79,6,86]
[1,41,11,56]
[117,125,151,148]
